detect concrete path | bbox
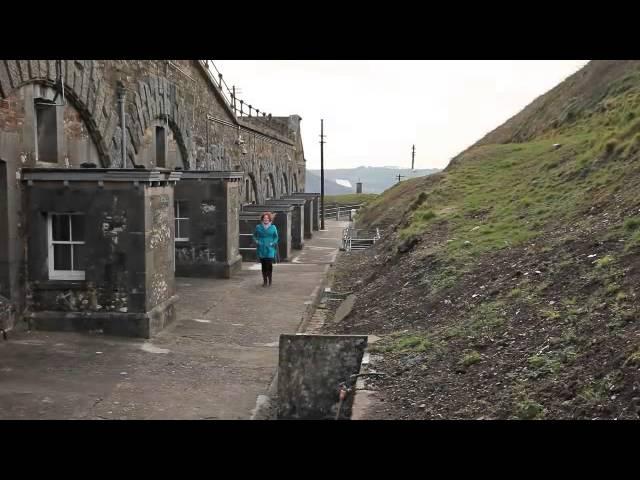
[0,220,347,420]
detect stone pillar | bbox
[311,195,320,231]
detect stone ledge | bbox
[176,254,242,279]
[28,294,179,339]
[21,168,182,184]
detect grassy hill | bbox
[324,193,378,206]
[324,60,640,419]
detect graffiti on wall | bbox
[176,244,216,264]
[150,272,169,307]
[201,200,217,236]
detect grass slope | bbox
[324,60,640,419]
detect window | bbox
[48,213,85,280]
[174,201,190,242]
[156,126,166,168]
[35,100,58,163]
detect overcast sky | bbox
[214,60,589,171]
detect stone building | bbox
[0,59,307,335]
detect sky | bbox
[214,60,589,171]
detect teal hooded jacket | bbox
[253,223,279,259]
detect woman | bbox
[253,212,279,287]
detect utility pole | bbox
[396,173,405,184]
[320,119,326,230]
[412,144,415,170]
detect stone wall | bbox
[0,60,305,198]
[0,59,307,329]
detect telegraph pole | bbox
[412,144,415,170]
[396,173,405,184]
[320,119,326,230]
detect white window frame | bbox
[175,200,190,242]
[47,213,85,281]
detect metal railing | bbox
[324,203,365,221]
[202,60,277,121]
[239,233,256,251]
[342,226,381,252]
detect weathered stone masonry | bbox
[0,59,307,332]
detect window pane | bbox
[179,220,190,239]
[53,244,72,270]
[72,244,86,271]
[179,201,189,218]
[71,215,85,241]
[52,215,70,241]
[175,219,180,239]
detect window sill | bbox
[33,280,89,290]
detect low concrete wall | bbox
[277,334,368,420]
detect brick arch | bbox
[125,75,194,170]
[0,60,112,167]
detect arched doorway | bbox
[267,173,277,200]
[248,173,259,204]
[143,117,188,170]
[245,178,252,203]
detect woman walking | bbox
[253,212,279,287]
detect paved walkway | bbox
[0,220,347,420]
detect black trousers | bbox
[260,258,273,280]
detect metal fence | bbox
[341,225,381,252]
[323,203,365,221]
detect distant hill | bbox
[306,166,440,194]
[304,171,353,195]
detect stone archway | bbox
[267,173,277,199]
[248,173,259,204]
[2,79,110,167]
